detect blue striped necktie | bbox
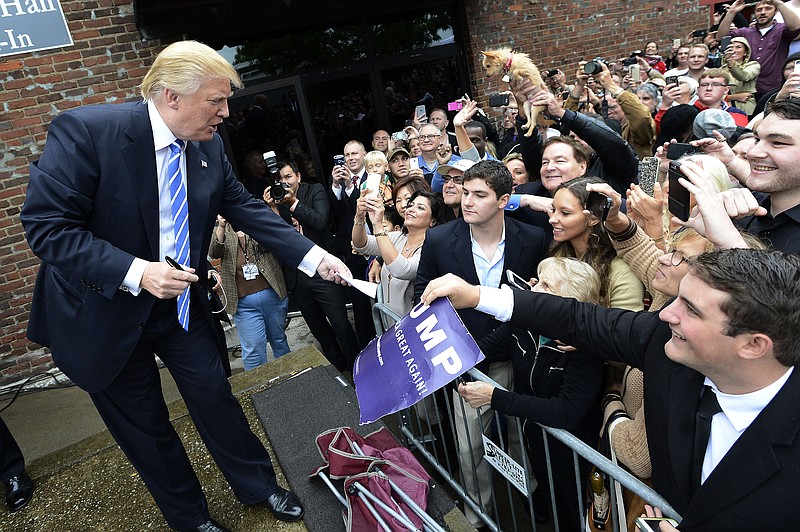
[168,140,191,331]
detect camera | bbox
[263,150,279,177]
[583,58,607,75]
[692,29,708,39]
[546,69,560,78]
[622,57,638,67]
[391,131,408,141]
[269,182,291,202]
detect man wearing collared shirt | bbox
[416,123,462,192]
[717,0,800,99]
[421,248,800,531]
[719,99,800,253]
[20,41,351,531]
[414,160,547,527]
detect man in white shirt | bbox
[421,248,800,531]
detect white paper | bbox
[335,271,378,299]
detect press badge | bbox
[242,263,258,280]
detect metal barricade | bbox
[370,299,681,532]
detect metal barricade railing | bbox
[370,298,681,532]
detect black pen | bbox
[164,256,185,271]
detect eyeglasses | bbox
[698,82,727,88]
[442,175,463,184]
[418,134,441,141]
[665,248,686,267]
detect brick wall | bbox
[0,0,707,387]
[0,0,163,385]
[462,0,707,109]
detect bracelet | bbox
[606,218,637,242]
[374,230,389,237]
[353,218,366,226]
[611,88,625,99]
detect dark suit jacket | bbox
[414,217,547,343]
[278,182,336,291]
[21,102,316,393]
[328,170,366,261]
[511,290,800,531]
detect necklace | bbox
[403,235,425,255]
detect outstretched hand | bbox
[420,273,481,309]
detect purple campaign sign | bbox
[353,297,485,424]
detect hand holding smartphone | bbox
[668,161,691,222]
[635,516,679,532]
[506,269,532,290]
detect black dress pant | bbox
[0,416,25,482]
[290,273,359,371]
[89,296,277,530]
[345,254,376,349]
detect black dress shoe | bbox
[180,519,230,532]
[4,471,34,512]
[263,486,304,522]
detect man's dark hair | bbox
[464,120,487,138]
[767,98,800,120]
[689,249,800,366]
[276,160,299,174]
[462,160,512,197]
[542,136,590,166]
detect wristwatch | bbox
[374,230,389,237]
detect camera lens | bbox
[583,61,601,75]
[269,184,286,201]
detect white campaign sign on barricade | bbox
[482,434,528,496]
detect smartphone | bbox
[667,142,695,160]
[795,60,800,74]
[587,192,613,222]
[408,157,420,171]
[391,131,407,141]
[665,75,679,87]
[488,93,510,107]
[629,64,641,82]
[673,38,682,49]
[635,516,679,532]
[692,29,708,39]
[165,256,185,270]
[719,36,732,53]
[448,101,463,111]
[415,104,427,121]
[668,161,691,222]
[333,154,346,167]
[362,173,381,200]
[639,157,660,197]
[506,270,532,290]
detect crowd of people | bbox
[6,2,800,531]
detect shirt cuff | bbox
[297,245,327,278]
[121,257,148,296]
[475,284,515,322]
[344,185,355,197]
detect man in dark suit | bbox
[20,41,350,532]
[422,248,800,531]
[329,140,374,350]
[274,161,359,371]
[414,160,548,527]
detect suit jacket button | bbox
[136,322,144,329]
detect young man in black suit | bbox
[422,248,800,531]
[274,161,359,371]
[414,159,548,527]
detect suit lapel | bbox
[683,368,800,524]
[665,366,705,510]
[451,220,479,285]
[123,103,159,261]
[185,141,212,269]
[502,220,520,285]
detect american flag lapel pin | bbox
[201,160,208,168]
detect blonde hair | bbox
[365,150,389,169]
[537,257,601,304]
[141,40,242,101]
